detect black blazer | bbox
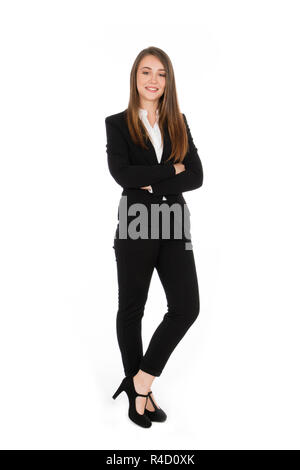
[105,109,203,239]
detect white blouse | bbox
[138,107,167,198]
[138,107,163,164]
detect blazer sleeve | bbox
[150,114,203,195]
[105,117,176,188]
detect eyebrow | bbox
[140,66,166,71]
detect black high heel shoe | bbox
[144,391,167,422]
[112,375,152,428]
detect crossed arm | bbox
[105,117,176,187]
[105,113,203,194]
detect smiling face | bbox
[136,54,166,108]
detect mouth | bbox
[145,87,159,93]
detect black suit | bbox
[105,110,203,198]
[105,109,203,377]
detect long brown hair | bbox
[125,46,189,164]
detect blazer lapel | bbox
[160,124,172,164]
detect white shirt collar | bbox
[138,107,159,120]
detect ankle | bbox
[133,372,152,392]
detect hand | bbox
[173,163,185,175]
[140,185,152,190]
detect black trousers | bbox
[112,236,200,377]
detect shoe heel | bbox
[112,375,152,428]
[112,382,124,400]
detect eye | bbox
[142,71,166,77]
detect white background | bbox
[1,0,300,450]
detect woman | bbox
[105,46,204,428]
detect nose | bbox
[148,74,158,84]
